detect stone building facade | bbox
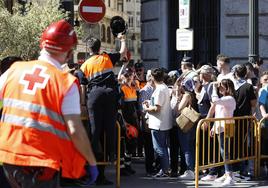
[124,0,141,62]
[220,0,268,66]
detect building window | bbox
[101,24,106,42]
[128,16,134,27]
[126,0,131,2]
[128,40,134,51]
[107,27,111,43]
[117,3,123,12]
[136,17,140,27]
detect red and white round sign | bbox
[78,0,106,24]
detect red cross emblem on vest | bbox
[19,65,50,95]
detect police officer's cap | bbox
[181,56,192,65]
[110,16,127,37]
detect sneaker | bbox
[221,176,235,186]
[153,170,169,179]
[178,170,195,180]
[201,174,218,181]
[233,172,251,182]
[215,174,226,183]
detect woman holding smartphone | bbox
[209,79,236,186]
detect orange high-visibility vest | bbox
[121,84,137,102]
[80,53,113,81]
[0,60,86,178]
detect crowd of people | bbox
[107,54,267,187]
[0,19,268,188]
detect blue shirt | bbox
[259,86,268,126]
[138,83,154,111]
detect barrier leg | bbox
[195,127,200,188]
[257,121,261,177]
[116,122,121,188]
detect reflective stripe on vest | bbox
[1,114,70,140]
[3,98,65,125]
[80,54,114,81]
[87,68,113,80]
[124,98,137,102]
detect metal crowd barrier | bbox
[257,118,268,177]
[195,116,258,188]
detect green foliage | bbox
[0,0,68,60]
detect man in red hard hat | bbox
[0,19,98,188]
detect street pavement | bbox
[96,158,268,188]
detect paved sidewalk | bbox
[97,160,268,188]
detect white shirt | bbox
[148,83,172,131]
[0,50,81,115]
[217,72,233,82]
[211,88,236,134]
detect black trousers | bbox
[122,102,139,156]
[0,166,11,188]
[87,86,118,179]
[2,164,59,188]
[143,130,155,173]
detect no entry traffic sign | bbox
[78,0,106,24]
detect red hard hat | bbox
[40,19,77,52]
[126,124,138,139]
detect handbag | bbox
[176,106,200,133]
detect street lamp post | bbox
[248,0,259,64]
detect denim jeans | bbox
[178,126,195,171]
[218,133,232,173]
[151,129,170,173]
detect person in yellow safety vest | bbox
[0,19,98,188]
[80,34,128,185]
